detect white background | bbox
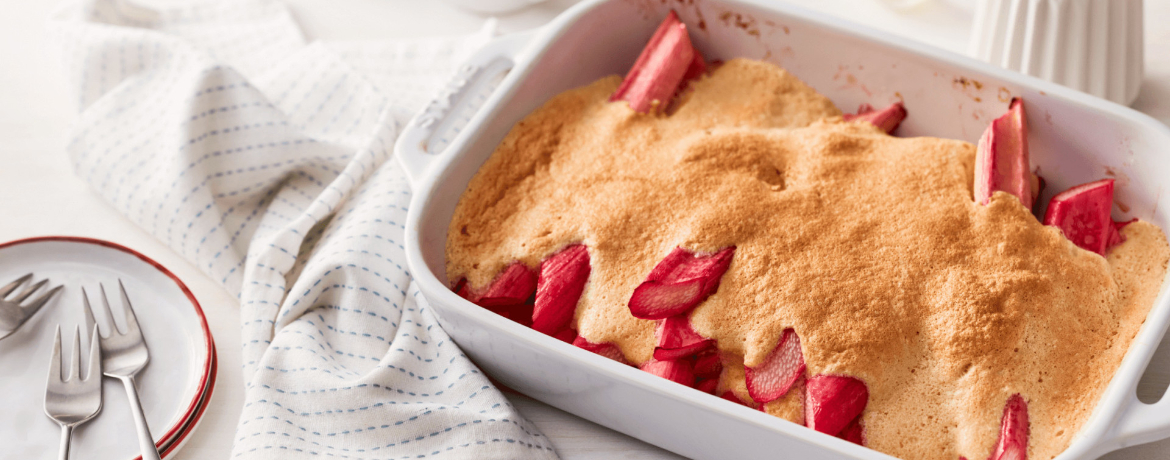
[1,0,1168,459]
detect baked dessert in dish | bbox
[444,12,1169,460]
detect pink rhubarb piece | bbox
[496,302,535,327]
[693,349,722,379]
[975,99,1033,209]
[1043,179,1119,255]
[628,246,735,320]
[552,328,578,344]
[990,394,1029,460]
[572,336,629,365]
[681,52,707,86]
[746,329,806,404]
[640,358,696,387]
[454,264,538,326]
[610,11,705,114]
[533,244,591,335]
[654,314,714,361]
[805,375,869,436]
[720,390,756,409]
[1108,218,1137,250]
[837,415,865,446]
[843,102,907,134]
[695,378,718,394]
[460,262,538,308]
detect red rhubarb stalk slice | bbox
[720,390,756,409]
[1042,179,1116,255]
[837,416,865,446]
[653,315,714,361]
[746,329,806,404]
[454,266,537,326]
[572,336,629,365]
[464,262,538,307]
[990,394,1029,460]
[975,99,1033,209]
[695,378,718,394]
[693,349,722,378]
[453,278,470,299]
[491,302,535,327]
[1108,218,1137,250]
[609,11,703,114]
[806,375,869,436]
[843,102,907,134]
[681,52,708,86]
[533,244,591,335]
[553,328,578,344]
[640,358,695,387]
[628,246,736,320]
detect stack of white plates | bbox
[0,237,216,459]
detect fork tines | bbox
[44,324,103,427]
[78,280,159,460]
[48,325,101,383]
[0,273,63,340]
[2,273,62,311]
[83,281,143,338]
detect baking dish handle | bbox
[1111,388,1170,448]
[394,31,534,186]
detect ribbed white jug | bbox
[969,0,1143,105]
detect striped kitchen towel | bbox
[47,0,559,458]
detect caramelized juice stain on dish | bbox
[445,58,1169,460]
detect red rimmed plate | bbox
[0,236,215,459]
[160,343,217,458]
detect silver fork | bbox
[83,281,162,460]
[0,273,62,340]
[44,324,103,460]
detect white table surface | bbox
[2,0,1169,459]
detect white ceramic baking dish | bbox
[395,0,1170,458]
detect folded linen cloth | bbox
[47,0,559,458]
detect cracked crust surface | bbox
[444,58,1169,460]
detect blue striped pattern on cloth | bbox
[47,0,560,458]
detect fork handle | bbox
[118,375,162,460]
[58,425,73,460]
